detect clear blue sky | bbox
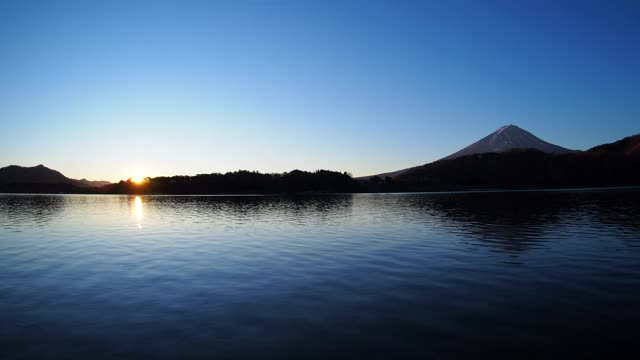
[1,0,638,182]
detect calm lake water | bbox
[1,191,639,359]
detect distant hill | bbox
[391,134,640,190]
[0,165,72,185]
[358,124,576,180]
[0,165,111,190]
[586,134,640,156]
[77,179,112,187]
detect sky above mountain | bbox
[1,0,638,182]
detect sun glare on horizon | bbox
[131,172,145,184]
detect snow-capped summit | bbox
[441,124,575,160]
[357,124,576,180]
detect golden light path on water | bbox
[134,196,143,228]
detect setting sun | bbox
[131,173,145,184]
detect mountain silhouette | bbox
[0,164,111,188]
[359,124,576,180]
[441,124,576,160]
[392,134,640,190]
[586,133,640,156]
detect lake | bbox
[1,191,639,359]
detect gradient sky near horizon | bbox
[1,0,639,182]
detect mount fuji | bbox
[441,125,575,160]
[359,125,576,179]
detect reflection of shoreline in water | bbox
[409,191,640,255]
[0,195,67,230]
[114,191,640,257]
[132,194,355,226]
[2,191,639,254]
[419,193,562,255]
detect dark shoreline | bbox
[2,185,640,196]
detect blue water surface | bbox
[1,191,639,358]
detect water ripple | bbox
[1,191,640,358]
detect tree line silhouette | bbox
[101,170,362,194]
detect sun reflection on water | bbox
[134,196,143,228]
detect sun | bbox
[131,172,145,184]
